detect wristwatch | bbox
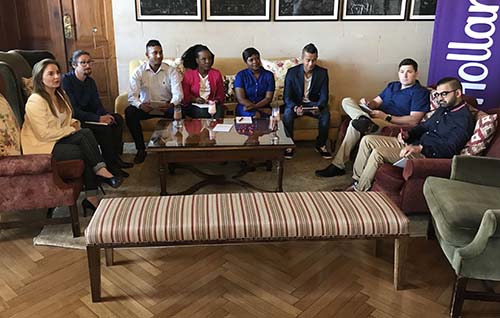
[385,114,392,122]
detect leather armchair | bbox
[424,156,500,317]
[0,155,84,237]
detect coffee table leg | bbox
[159,154,167,196]
[276,159,284,192]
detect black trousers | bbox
[125,105,175,151]
[184,104,225,119]
[52,128,105,193]
[82,113,124,167]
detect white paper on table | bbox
[235,116,252,124]
[213,124,233,132]
[193,103,210,109]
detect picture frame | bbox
[135,0,202,21]
[206,0,271,21]
[408,0,436,20]
[342,0,408,21]
[275,0,340,21]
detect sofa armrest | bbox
[402,158,452,181]
[455,210,500,263]
[451,155,500,187]
[115,92,129,116]
[0,154,52,176]
[55,159,85,180]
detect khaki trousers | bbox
[352,135,424,191]
[332,97,393,169]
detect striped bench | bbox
[85,191,410,302]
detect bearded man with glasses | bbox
[62,50,133,178]
[345,77,475,192]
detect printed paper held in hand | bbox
[213,124,233,132]
[236,116,252,124]
[393,157,408,168]
[84,121,109,126]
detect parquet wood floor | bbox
[1,226,500,318]
[1,148,499,317]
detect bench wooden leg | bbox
[105,248,114,266]
[69,204,80,237]
[394,236,408,290]
[87,246,101,302]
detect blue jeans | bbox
[283,105,330,147]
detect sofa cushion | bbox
[261,58,301,103]
[0,94,21,156]
[223,74,237,103]
[424,176,500,246]
[461,113,498,156]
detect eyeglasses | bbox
[78,60,94,65]
[432,89,457,99]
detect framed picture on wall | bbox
[135,0,202,21]
[408,0,436,20]
[275,0,339,21]
[342,0,408,21]
[206,0,271,21]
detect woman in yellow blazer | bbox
[21,58,122,214]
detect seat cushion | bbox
[85,192,409,245]
[424,176,500,246]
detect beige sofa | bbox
[115,57,342,146]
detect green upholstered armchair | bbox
[424,155,500,318]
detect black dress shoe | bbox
[352,116,379,134]
[315,164,346,178]
[97,175,123,188]
[117,157,134,169]
[134,150,147,164]
[82,198,97,217]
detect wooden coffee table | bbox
[146,118,295,195]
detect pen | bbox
[238,117,243,122]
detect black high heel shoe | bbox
[97,175,123,188]
[82,198,97,217]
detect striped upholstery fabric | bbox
[85,192,409,245]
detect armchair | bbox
[1,58,85,237]
[0,155,84,237]
[423,156,500,317]
[371,107,500,214]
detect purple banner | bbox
[428,0,500,110]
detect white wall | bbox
[112,2,434,109]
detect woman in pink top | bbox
[181,44,225,118]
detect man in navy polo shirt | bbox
[316,58,430,177]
